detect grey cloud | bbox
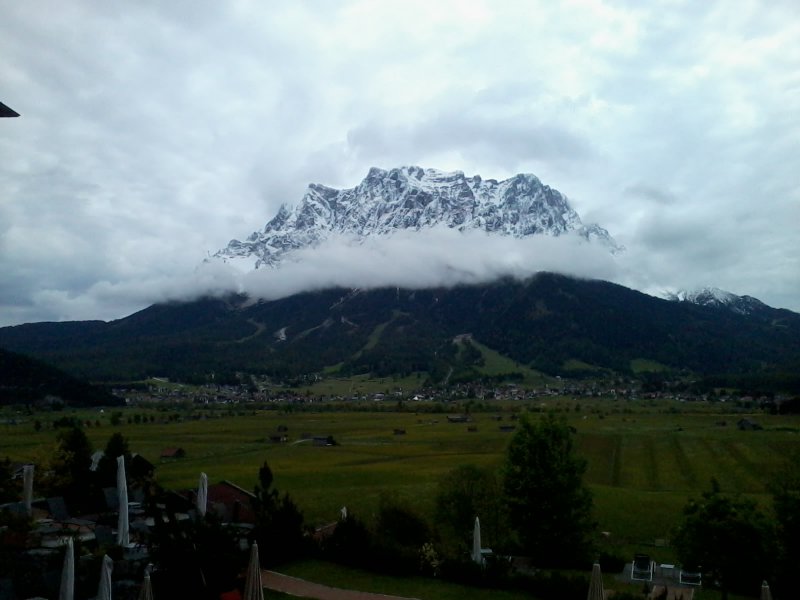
[347,108,593,172]
[622,184,677,206]
[1,1,798,325]
[217,229,619,301]
[0,230,619,327]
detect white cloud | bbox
[235,228,619,299]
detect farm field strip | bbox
[668,435,699,488]
[578,433,617,486]
[620,435,652,489]
[643,435,659,490]
[720,439,765,483]
[697,437,750,491]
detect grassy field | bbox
[278,559,538,600]
[461,338,550,385]
[2,400,798,573]
[289,373,426,397]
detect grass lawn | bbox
[272,559,755,600]
[276,559,535,600]
[463,338,550,386]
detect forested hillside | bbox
[1,274,798,390]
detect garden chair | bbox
[679,566,702,586]
[632,553,654,581]
[45,496,94,527]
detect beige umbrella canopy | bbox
[97,555,113,600]
[587,562,605,600]
[58,536,74,600]
[138,572,154,600]
[243,541,264,600]
[760,580,773,600]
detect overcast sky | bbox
[1,0,798,327]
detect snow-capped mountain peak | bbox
[213,166,622,269]
[664,287,768,315]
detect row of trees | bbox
[321,413,597,577]
[430,413,596,567]
[317,413,800,599]
[1,425,152,514]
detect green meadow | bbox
[3,400,798,569]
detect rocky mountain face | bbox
[213,166,622,269]
[665,288,769,316]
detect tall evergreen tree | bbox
[434,464,504,558]
[96,432,131,487]
[0,457,17,503]
[48,426,95,511]
[251,461,306,566]
[502,413,594,567]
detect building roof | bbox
[160,447,185,457]
[0,101,20,118]
[205,480,257,523]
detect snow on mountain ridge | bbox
[214,166,622,269]
[664,287,768,315]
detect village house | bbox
[160,447,186,460]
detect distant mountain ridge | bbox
[665,287,769,315]
[213,166,622,269]
[1,274,798,391]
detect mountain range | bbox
[1,167,797,395]
[0,274,798,392]
[212,166,622,269]
[665,288,769,316]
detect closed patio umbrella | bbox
[243,541,264,600]
[97,554,113,600]
[197,472,208,517]
[138,571,154,600]
[472,516,482,564]
[117,455,129,546]
[587,562,605,600]
[58,536,74,600]
[23,464,34,516]
[760,580,772,600]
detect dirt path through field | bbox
[263,570,421,600]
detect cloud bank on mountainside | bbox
[68,228,617,318]
[231,228,619,299]
[2,226,621,325]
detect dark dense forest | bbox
[0,348,119,407]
